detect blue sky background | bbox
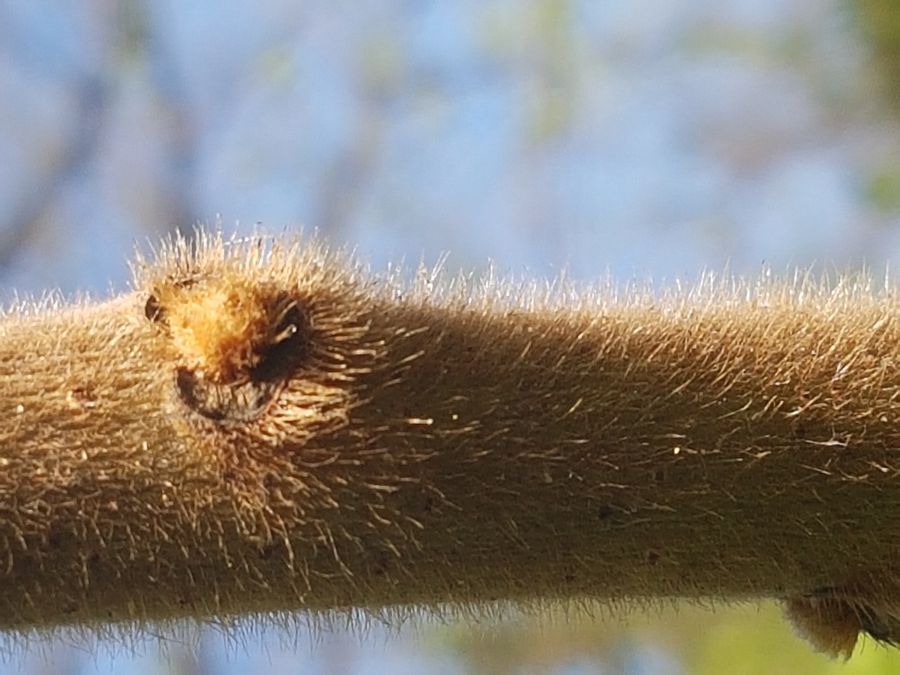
[0,1,899,673]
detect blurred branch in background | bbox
[0,74,108,270]
[128,0,200,242]
[310,31,388,238]
[0,46,109,270]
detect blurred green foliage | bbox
[430,601,900,673]
[684,604,899,675]
[865,167,900,212]
[855,0,900,108]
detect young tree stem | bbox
[0,234,896,656]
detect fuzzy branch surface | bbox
[0,232,897,658]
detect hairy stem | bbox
[0,233,897,657]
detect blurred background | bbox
[1,0,900,673]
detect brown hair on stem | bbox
[0,230,898,659]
